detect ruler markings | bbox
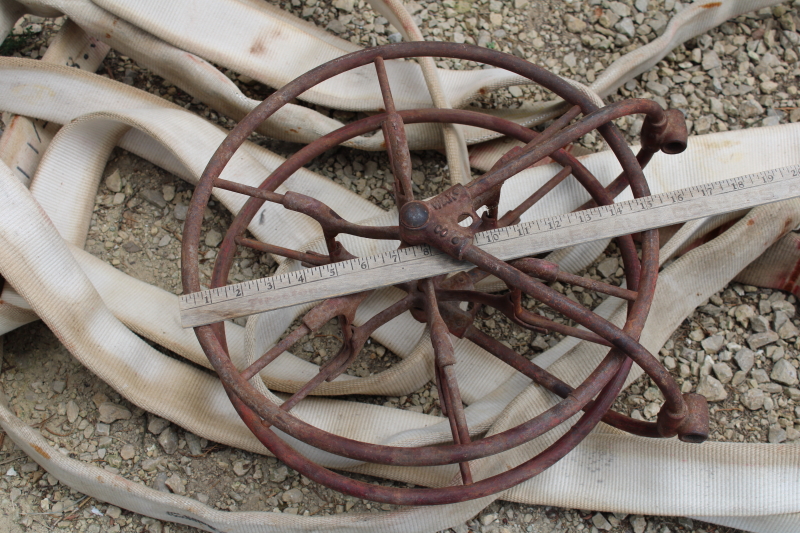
[180,165,800,327]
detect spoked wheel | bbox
[182,42,708,506]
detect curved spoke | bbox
[282,191,400,240]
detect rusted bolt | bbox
[400,201,429,228]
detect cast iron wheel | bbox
[182,42,708,506]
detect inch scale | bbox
[181,164,800,328]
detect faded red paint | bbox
[30,443,50,459]
[183,41,703,505]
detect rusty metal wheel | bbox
[182,42,708,506]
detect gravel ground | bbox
[2,0,800,532]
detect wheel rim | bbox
[182,42,707,505]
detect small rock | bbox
[162,185,175,202]
[740,99,764,119]
[233,460,251,477]
[158,426,178,455]
[747,331,779,350]
[67,400,79,423]
[332,0,354,12]
[282,488,304,504]
[20,462,39,473]
[122,241,141,253]
[669,93,688,107]
[105,170,122,193]
[701,334,725,354]
[92,393,109,408]
[597,257,619,278]
[148,415,170,435]
[52,381,66,394]
[713,362,733,384]
[760,80,778,94]
[771,300,795,316]
[95,423,110,437]
[696,375,728,402]
[140,189,167,208]
[631,515,647,533]
[701,50,721,70]
[768,425,787,443]
[153,472,169,493]
[592,513,612,530]
[185,432,203,456]
[120,444,136,460]
[165,474,186,495]
[731,370,748,386]
[158,234,171,247]
[481,514,497,526]
[645,81,669,97]
[564,14,587,33]
[141,458,163,472]
[778,320,799,340]
[771,359,798,385]
[205,230,223,248]
[741,388,765,410]
[326,19,346,34]
[106,506,122,519]
[174,204,189,221]
[751,315,770,333]
[98,402,132,424]
[643,402,660,419]
[734,348,755,373]
[269,465,288,483]
[615,18,635,39]
[752,368,770,383]
[733,304,755,325]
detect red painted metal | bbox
[182,42,704,505]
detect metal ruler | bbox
[180,164,800,328]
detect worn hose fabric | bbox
[7,0,785,151]
[1,4,800,533]
[1,103,800,531]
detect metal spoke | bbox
[241,324,310,381]
[236,236,330,266]
[213,178,284,203]
[280,345,354,412]
[423,279,473,484]
[513,258,638,301]
[498,165,573,226]
[375,56,415,207]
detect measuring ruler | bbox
[180,164,800,328]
